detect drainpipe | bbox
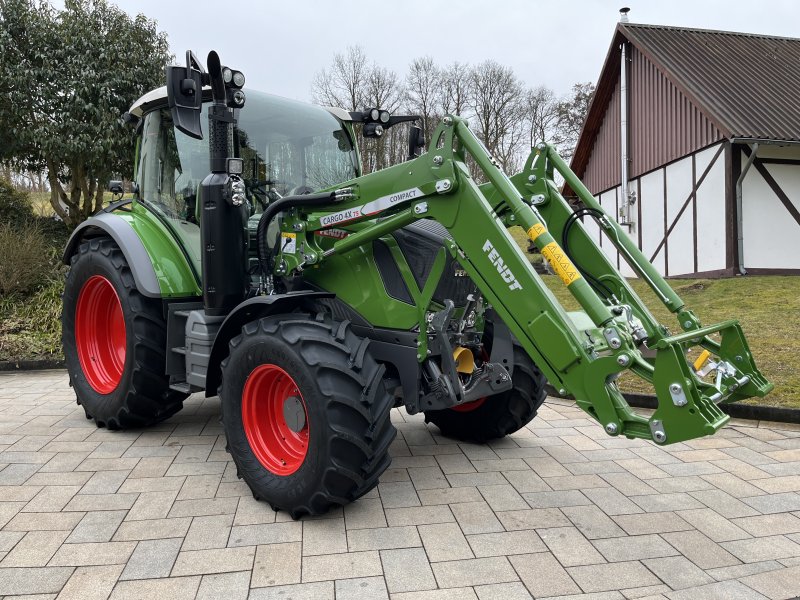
[619,8,632,225]
[735,142,758,275]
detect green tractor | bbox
[62,52,772,518]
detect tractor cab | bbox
[128,87,360,276]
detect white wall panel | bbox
[638,169,666,275]
[664,156,695,275]
[694,144,727,273]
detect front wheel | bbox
[62,238,186,429]
[424,343,547,442]
[220,314,396,519]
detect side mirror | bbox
[108,180,124,195]
[166,50,204,139]
[408,125,425,160]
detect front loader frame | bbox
[270,115,772,445]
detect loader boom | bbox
[267,115,771,445]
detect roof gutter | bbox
[730,137,800,146]
[735,142,758,276]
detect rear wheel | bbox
[220,314,396,519]
[424,343,546,442]
[62,238,186,429]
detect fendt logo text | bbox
[482,240,522,291]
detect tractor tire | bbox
[424,343,546,443]
[220,313,396,519]
[62,238,187,429]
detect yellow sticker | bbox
[541,242,582,286]
[527,223,547,242]
[281,232,297,253]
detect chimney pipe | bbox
[620,7,630,22]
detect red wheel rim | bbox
[242,365,309,475]
[75,275,126,394]
[451,397,486,412]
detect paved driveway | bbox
[0,370,798,599]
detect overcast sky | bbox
[109,0,799,103]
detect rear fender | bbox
[63,211,162,297]
[205,292,334,396]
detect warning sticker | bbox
[541,242,582,286]
[528,223,547,242]
[281,232,297,253]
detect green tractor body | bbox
[61,52,772,517]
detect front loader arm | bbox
[272,115,772,445]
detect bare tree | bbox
[440,62,470,117]
[312,46,369,111]
[468,60,526,172]
[524,86,560,149]
[405,57,441,146]
[553,82,595,162]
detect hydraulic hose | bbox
[257,191,340,278]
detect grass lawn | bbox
[509,227,800,409]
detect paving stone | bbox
[733,513,800,539]
[251,542,301,587]
[689,489,759,518]
[1,530,69,567]
[0,566,74,595]
[509,552,580,597]
[196,570,250,600]
[302,517,347,555]
[417,487,483,506]
[583,487,643,516]
[167,497,238,519]
[381,548,435,593]
[646,476,713,494]
[408,466,449,490]
[478,484,528,511]
[661,530,739,569]
[467,529,546,558]
[113,517,192,542]
[529,526,602,566]
[665,580,768,600]
[120,537,182,580]
[348,525,421,552]
[600,473,658,496]
[228,521,302,546]
[643,555,714,589]
[521,490,590,509]
[450,501,504,534]
[378,481,420,508]
[435,453,476,474]
[231,496,276,526]
[474,581,533,600]
[705,560,784,582]
[109,575,201,600]
[248,581,333,600]
[57,564,124,600]
[675,508,751,542]
[721,534,800,562]
[302,550,382,583]
[630,493,704,513]
[385,505,454,526]
[496,508,570,531]
[171,546,255,576]
[741,492,800,514]
[49,540,135,566]
[182,513,233,550]
[592,534,678,562]
[446,472,508,487]
[22,485,81,512]
[568,561,660,593]
[334,576,389,600]
[344,497,388,529]
[563,505,627,539]
[4,510,84,531]
[739,564,800,599]
[66,510,127,543]
[613,512,692,535]
[432,556,518,588]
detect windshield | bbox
[136,90,358,220]
[135,90,358,274]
